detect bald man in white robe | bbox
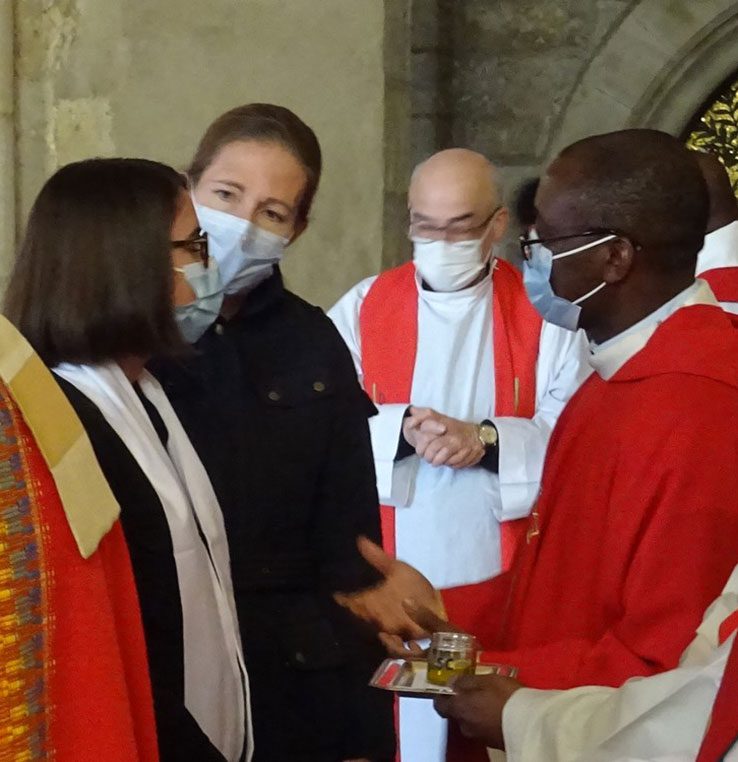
[329,149,590,762]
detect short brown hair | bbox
[5,158,188,366]
[188,103,322,224]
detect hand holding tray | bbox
[369,658,518,699]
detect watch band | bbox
[478,419,498,448]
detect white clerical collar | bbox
[589,279,719,380]
[696,220,738,275]
[414,263,492,304]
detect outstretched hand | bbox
[334,537,447,640]
[378,597,466,658]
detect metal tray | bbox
[369,658,517,698]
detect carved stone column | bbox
[0,0,15,291]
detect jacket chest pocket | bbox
[255,366,337,410]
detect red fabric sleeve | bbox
[484,382,738,690]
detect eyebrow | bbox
[211,180,295,214]
[261,197,295,214]
[213,179,245,191]
[411,211,475,224]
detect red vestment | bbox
[452,304,738,761]
[359,260,541,642]
[0,383,158,760]
[700,268,738,303]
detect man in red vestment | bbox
[397,561,738,760]
[345,130,738,761]
[0,316,158,761]
[693,150,738,313]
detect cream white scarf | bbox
[54,361,252,762]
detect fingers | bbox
[450,674,486,693]
[431,445,452,467]
[417,417,447,436]
[419,435,462,466]
[408,406,437,421]
[433,694,454,719]
[446,445,484,468]
[403,598,455,634]
[378,632,427,659]
[356,535,394,576]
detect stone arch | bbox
[549,0,738,157]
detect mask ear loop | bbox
[572,280,607,305]
[551,234,617,260]
[551,234,617,306]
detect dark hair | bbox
[513,177,539,228]
[556,129,709,271]
[188,103,322,224]
[5,158,188,366]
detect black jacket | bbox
[152,270,395,762]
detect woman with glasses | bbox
[151,104,395,762]
[5,158,250,762]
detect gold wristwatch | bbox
[477,419,498,448]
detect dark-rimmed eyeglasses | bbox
[171,230,209,268]
[519,229,640,261]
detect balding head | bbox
[408,148,508,250]
[410,149,502,212]
[691,150,738,233]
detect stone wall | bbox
[409,0,738,247]
[2,0,737,302]
[7,0,410,308]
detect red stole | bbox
[359,259,541,575]
[0,389,159,760]
[696,612,738,762]
[701,268,738,303]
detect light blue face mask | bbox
[174,258,225,343]
[522,231,616,331]
[193,200,289,295]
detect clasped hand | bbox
[402,406,485,469]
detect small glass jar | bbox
[426,632,478,686]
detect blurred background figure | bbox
[693,151,738,313]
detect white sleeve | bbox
[502,568,738,762]
[491,322,592,521]
[328,278,419,506]
[502,640,730,762]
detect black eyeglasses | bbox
[519,229,640,261]
[171,230,209,267]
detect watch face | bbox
[479,424,498,446]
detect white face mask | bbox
[411,237,489,292]
[193,201,289,295]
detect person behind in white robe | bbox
[693,150,738,314]
[329,148,591,762]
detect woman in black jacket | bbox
[152,104,395,762]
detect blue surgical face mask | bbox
[523,230,616,331]
[193,200,289,295]
[174,258,225,343]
